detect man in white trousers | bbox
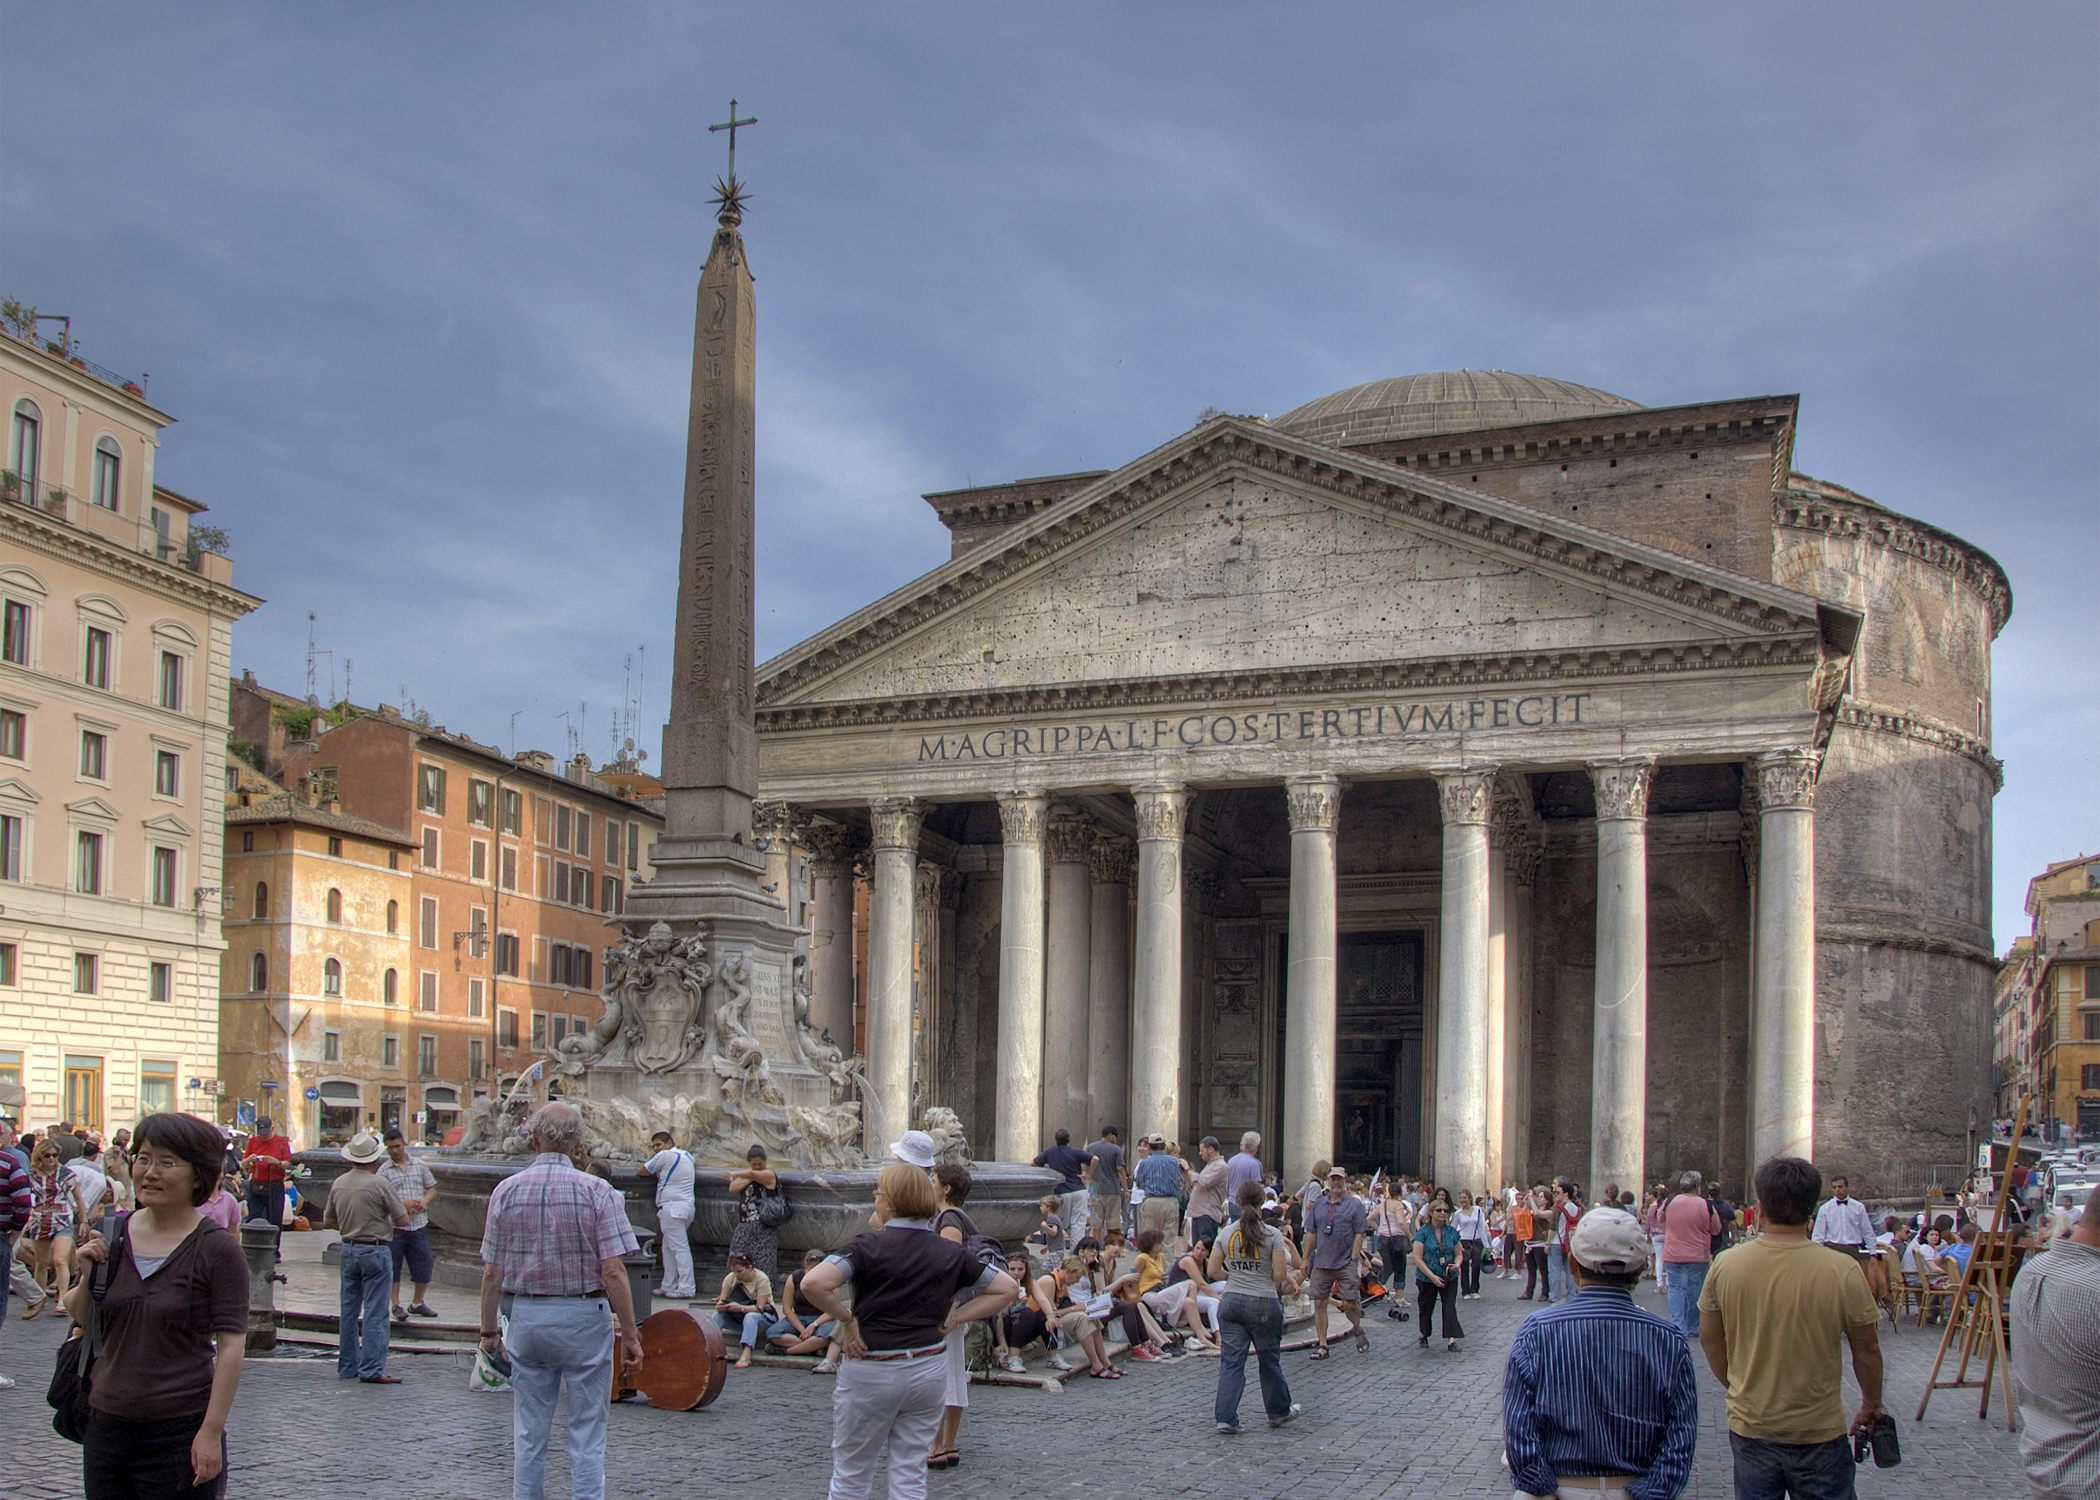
[641,1130,697,1298]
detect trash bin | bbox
[623,1229,658,1324]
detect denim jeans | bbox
[1213,1292,1291,1427]
[508,1294,615,1500]
[719,1307,769,1348]
[1665,1260,1710,1338]
[1546,1243,1574,1302]
[336,1242,394,1378]
[765,1312,836,1345]
[1728,1432,1856,1500]
[246,1181,285,1228]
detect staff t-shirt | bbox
[1699,1238,1880,1443]
[1217,1221,1286,1300]
[645,1148,696,1216]
[1034,1145,1090,1194]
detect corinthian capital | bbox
[1132,783,1190,842]
[1751,748,1819,811]
[914,862,943,913]
[1588,759,1655,823]
[1089,834,1135,886]
[996,789,1048,847]
[868,797,927,852]
[1434,767,1496,827]
[1285,773,1342,833]
[751,800,794,853]
[801,822,863,879]
[1046,808,1095,866]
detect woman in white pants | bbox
[802,1161,1019,1500]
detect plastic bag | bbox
[468,1314,512,1393]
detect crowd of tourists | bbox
[7,1097,2097,1500]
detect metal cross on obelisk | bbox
[707,99,756,225]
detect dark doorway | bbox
[1278,929,1425,1177]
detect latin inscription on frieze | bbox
[916,692,1599,763]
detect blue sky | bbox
[4,3,2093,943]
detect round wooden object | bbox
[628,1306,730,1410]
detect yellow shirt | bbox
[1700,1237,1880,1443]
[1134,1251,1164,1296]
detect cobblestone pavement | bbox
[1,1264,2025,1498]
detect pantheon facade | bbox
[750,372,2007,1198]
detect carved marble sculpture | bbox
[545,919,867,1169]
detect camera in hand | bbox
[1850,1412,1900,1468]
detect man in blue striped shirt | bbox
[1504,1207,1698,1498]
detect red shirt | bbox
[242,1134,291,1183]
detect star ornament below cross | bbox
[711,172,752,227]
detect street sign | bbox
[261,1080,280,1093]
[304,1087,319,1101]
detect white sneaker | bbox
[1000,1352,1027,1374]
[0,1373,14,1390]
[1047,1353,1079,1372]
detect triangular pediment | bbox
[759,419,1832,711]
[141,813,194,839]
[0,777,40,804]
[66,795,122,821]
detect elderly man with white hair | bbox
[1226,1132,1265,1205]
[478,1102,643,1500]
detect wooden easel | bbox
[1914,1093,2027,1430]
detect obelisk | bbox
[614,137,832,1128]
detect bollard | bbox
[622,1228,658,1325]
[239,1220,286,1354]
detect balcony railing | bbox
[1,469,219,576]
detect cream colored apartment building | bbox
[0,320,261,1132]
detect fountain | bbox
[294,150,1055,1280]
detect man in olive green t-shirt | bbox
[1699,1156,1883,1497]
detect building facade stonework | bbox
[749,373,2006,1197]
[0,323,260,1133]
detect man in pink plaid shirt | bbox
[478,1103,642,1500]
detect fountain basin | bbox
[292,1150,1060,1286]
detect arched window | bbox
[9,399,41,498]
[250,951,268,992]
[326,887,343,923]
[323,957,342,995]
[91,437,122,512]
[254,881,269,919]
[385,899,398,935]
[383,969,398,1006]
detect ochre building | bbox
[752,372,2007,1199]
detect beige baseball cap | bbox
[1567,1206,1650,1274]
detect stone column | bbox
[1589,759,1655,1201]
[864,798,924,1153]
[995,791,1049,1163]
[1751,749,1818,1166]
[752,800,794,907]
[1130,784,1191,1147]
[1042,809,1095,1140]
[1283,774,1342,1184]
[913,862,944,1126]
[802,824,862,1053]
[1493,785,1540,1186]
[1087,835,1134,1134]
[1434,768,1495,1192]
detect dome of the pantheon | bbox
[1273,370,1643,447]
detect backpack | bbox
[48,1209,126,1443]
[938,1206,1005,1273]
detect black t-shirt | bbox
[1034,1145,1090,1193]
[835,1221,989,1352]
